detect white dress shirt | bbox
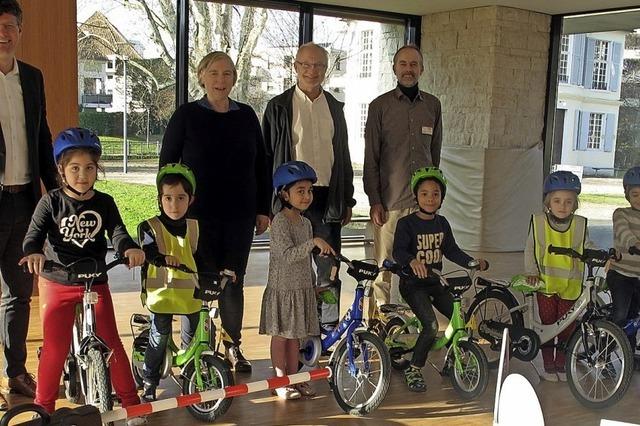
[0,58,30,185]
[291,85,334,187]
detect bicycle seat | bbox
[445,276,472,296]
[379,303,411,314]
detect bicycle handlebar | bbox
[547,245,616,265]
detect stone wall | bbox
[420,6,550,251]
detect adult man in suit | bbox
[0,0,58,409]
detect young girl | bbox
[393,167,487,392]
[20,128,146,424]
[606,166,640,349]
[524,170,594,382]
[259,161,334,400]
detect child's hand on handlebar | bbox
[409,258,429,279]
[476,258,489,271]
[124,248,145,268]
[164,255,180,267]
[18,254,45,275]
[525,275,540,285]
[313,238,335,256]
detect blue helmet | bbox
[53,127,102,164]
[543,171,581,197]
[623,166,640,189]
[273,161,317,191]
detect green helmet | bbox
[410,167,447,197]
[157,163,197,194]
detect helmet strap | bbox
[65,182,93,197]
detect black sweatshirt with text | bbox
[393,212,473,285]
[22,188,138,284]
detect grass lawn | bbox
[580,193,628,206]
[95,180,157,235]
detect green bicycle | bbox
[130,262,233,422]
[378,260,489,399]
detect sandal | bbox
[404,366,426,392]
[295,382,316,397]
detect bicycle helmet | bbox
[53,127,102,164]
[543,170,581,197]
[157,163,197,194]
[623,166,640,190]
[410,167,447,198]
[273,161,317,192]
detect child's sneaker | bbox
[127,416,148,426]
[539,370,558,382]
[141,381,156,402]
[404,366,426,392]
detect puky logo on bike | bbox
[416,232,444,264]
[60,210,102,248]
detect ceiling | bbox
[310,0,640,16]
[563,9,640,34]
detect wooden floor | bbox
[2,247,640,425]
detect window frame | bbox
[587,112,604,150]
[591,39,610,91]
[558,34,570,83]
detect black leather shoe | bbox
[225,345,252,373]
[141,381,157,402]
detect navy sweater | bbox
[393,212,473,278]
[160,100,271,221]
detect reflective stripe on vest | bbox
[141,217,201,314]
[532,214,586,300]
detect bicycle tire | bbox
[466,289,524,367]
[450,340,489,399]
[380,317,412,371]
[565,319,633,409]
[330,330,391,416]
[85,347,113,413]
[182,354,233,422]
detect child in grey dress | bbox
[259,161,335,400]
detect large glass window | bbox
[313,14,404,218]
[187,1,299,117]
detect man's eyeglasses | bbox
[295,61,327,70]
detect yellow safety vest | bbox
[141,217,200,314]
[531,213,586,300]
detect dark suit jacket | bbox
[0,60,58,203]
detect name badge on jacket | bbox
[422,126,433,136]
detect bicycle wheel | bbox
[466,289,523,366]
[182,354,233,422]
[85,347,113,413]
[565,319,633,409]
[450,340,489,399]
[380,317,411,371]
[330,330,391,416]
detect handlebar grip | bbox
[630,246,640,256]
[382,259,397,269]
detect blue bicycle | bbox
[299,254,391,416]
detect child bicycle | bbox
[466,245,634,409]
[378,259,490,399]
[130,262,233,422]
[298,253,391,416]
[32,256,129,413]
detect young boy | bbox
[392,167,487,392]
[607,166,640,350]
[138,163,202,401]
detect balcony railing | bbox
[82,94,113,105]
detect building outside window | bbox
[558,35,570,83]
[587,112,604,149]
[360,103,368,139]
[359,29,373,78]
[592,39,609,90]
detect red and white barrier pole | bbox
[101,367,332,422]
